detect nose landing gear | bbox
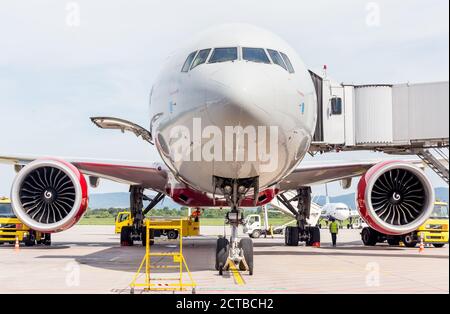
[215,211,254,276]
[213,176,257,277]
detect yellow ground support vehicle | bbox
[401,201,449,248]
[362,201,449,248]
[115,211,200,240]
[0,197,51,246]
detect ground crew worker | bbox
[329,218,339,247]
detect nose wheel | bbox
[215,211,254,276]
[216,238,254,276]
[212,176,259,277]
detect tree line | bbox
[84,207,287,219]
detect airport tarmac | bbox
[0,225,448,294]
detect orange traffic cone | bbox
[14,236,20,252]
[418,234,425,253]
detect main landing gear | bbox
[120,186,164,247]
[277,187,321,247]
[213,177,257,276]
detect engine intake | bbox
[11,159,88,233]
[357,161,434,235]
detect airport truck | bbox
[361,201,449,248]
[0,197,51,246]
[243,206,294,238]
[115,210,200,242]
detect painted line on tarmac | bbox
[228,262,245,285]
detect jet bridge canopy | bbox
[308,71,449,154]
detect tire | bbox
[215,238,229,271]
[120,226,133,246]
[402,234,417,248]
[251,230,261,239]
[361,227,377,246]
[285,226,299,246]
[141,228,154,247]
[387,237,400,246]
[306,226,321,246]
[432,243,446,248]
[141,227,147,246]
[239,238,254,275]
[167,230,179,240]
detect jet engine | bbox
[11,159,88,233]
[357,161,434,235]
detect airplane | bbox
[0,24,437,275]
[320,203,351,222]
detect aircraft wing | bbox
[279,158,423,191]
[0,155,169,192]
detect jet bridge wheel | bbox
[239,238,254,275]
[215,238,229,271]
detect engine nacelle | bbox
[11,159,88,233]
[357,161,434,235]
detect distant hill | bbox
[88,187,449,210]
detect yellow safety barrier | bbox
[129,219,196,294]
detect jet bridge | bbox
[308,70,449,184]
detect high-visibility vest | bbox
[330,222,339,234]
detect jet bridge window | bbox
[190,48,211,70]
[280,52,295,73]
[209,47,238,63]
[181,51,197,72]
[331,97,343,115]
[242,47,270,64]
[267,49,287,71]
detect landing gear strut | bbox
[120,186,164,247]
[277,187,321,247]
[213,177,257,276]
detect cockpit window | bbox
[181,51,197,72]
[209,47,237,63]
[280,52,295,73]
[242,47,270,64]
[190,49,211,70]
[267,49,287,71]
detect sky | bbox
[0,0,449,197]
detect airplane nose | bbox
[205,65,276,127]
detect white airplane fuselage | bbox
[321,203,351,221]
[149,24,317,197]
